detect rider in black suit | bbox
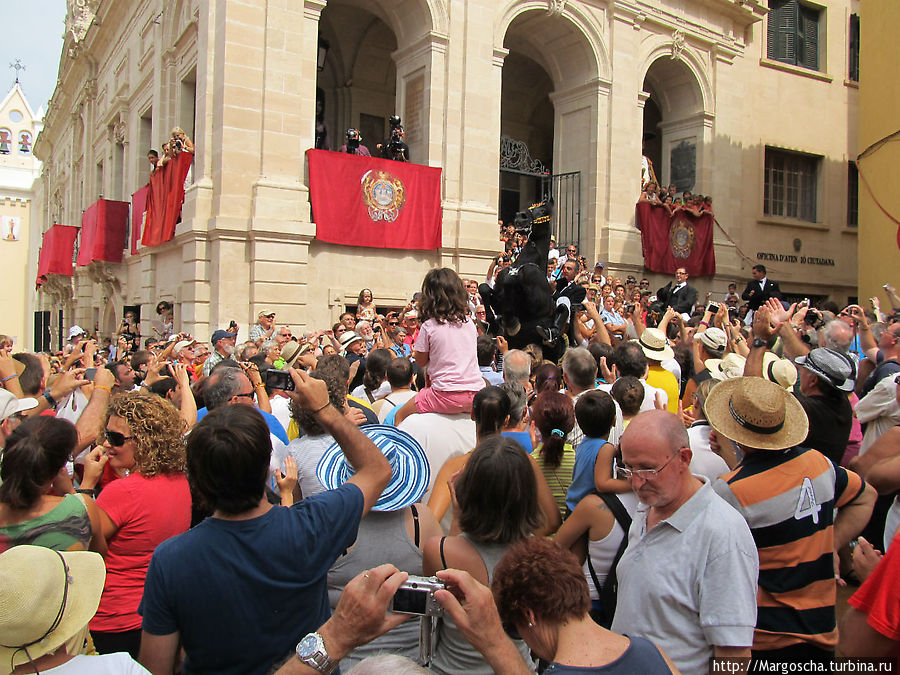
[657,266,698,316]
[741,264,782,312]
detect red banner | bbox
[307,149,442,250]
[76,199,129,266]
[142,151,193,247]
[131,185,150,255]
[636,201,716,277]
[36,224,79,286]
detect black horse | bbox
[480,199,569,362]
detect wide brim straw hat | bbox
[317,425,431,512]
[0,546,106,670]
[704,376,808,451]
[635,327,674,362]
[706,352,746,381]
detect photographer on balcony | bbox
[377,115,410,162]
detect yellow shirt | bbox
[645,365,680,413]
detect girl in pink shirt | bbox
[394,268,484,425]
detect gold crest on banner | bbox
[361,170,406,222]
[669,215,695,260]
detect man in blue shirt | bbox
[139,369,391,675]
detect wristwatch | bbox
[295,632,336,674]
[751,337,766,350]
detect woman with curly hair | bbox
[487,537,675,673]
[78,392,191,659]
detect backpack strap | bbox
[411,504,420,547]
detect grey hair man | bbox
[502,349,531,393]
[563,347,624,446]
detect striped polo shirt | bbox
[713,447,866,652]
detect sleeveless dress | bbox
[0,493,92,553]
[327,508,424,670]
[430,535,534,675]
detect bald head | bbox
[821,319,852,353]
[622,409,689,454]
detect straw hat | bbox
[762,351,798,390]
[697,328,727,355]
[280,341,312,369]
[704,376,808,451]
[339,331,365,350]
[706,353,746,381]
[636,328,674,362]
[0,546,106,669]
[317,425,431,512]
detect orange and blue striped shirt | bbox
[713,447,865,652]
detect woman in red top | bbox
[79,392,191,659]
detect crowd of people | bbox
[638,183,714,217]
[1,259,899,674]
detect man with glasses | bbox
[250,310,277,344]
[656,267,698,317]
[202,329,238,377]
[611,409,758,674]
[275,326,293,348]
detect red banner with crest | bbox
[636,201,716,277]
[306,149,442,250]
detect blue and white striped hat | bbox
[316,425,431,512]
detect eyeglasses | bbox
[336,327,347,333]
[280,332,292,338]
[616,451,681,481]
[104,430,136,447]
[388,321,399,326]
[233,391,255,401]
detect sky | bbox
[1,1,68,116]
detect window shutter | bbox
[849,14,860,81]
[800,5,819,69]
[768,0,795,61]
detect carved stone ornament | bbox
[113,118,127,144]
[66,0,100,45]
[548,0,567,16]
[500,136,548,175]
[87,261,122,299]
[671,29,686,60]
[41,274,75,305]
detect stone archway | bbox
[641,55,712,194]
[498,4,610,255]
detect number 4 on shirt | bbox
[794,477,821,524]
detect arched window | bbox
[0,129,11,154]
[18,131,32,154]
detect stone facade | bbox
[857,0,898,302]
[0,83,42,349]
[32,0,860,349]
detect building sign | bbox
[756,251,835,266]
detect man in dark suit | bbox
[537,258,586,345]
[657,267,698,316]
[741,264,782,312]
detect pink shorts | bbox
[413,387,477,415]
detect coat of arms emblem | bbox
[669,215,695,259]
[361,170,406,222]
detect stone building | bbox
[32,0,860,348]
[0,81,42,349]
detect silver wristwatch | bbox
[295,632,336,674]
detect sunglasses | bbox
[233,391,255,401]
[388,321,399,326]
[336,327,347,333]
[280,332,292,337]
[104,430,136,447]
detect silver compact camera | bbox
[392,575,445,617]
